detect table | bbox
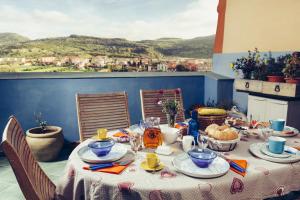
[56,130,300,200]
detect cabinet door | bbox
[247,95,266,121]
[265,99,288,122]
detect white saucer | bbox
[260,144,291,158]
[249,143,300,164]
[77,143,127,163]
[172,153,230,178]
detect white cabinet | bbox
[247,95,267,121]
[247,95,300,130]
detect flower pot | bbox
[284,78,300,84]
[267,76,285,83]
[26,126,64,161]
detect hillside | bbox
[0,34,214,59]
[0,33,30,45]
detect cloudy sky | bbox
[0,0,218,40]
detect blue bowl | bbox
[88,139,115,157]
[188,148,217,168]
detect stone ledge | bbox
[0,72,232,80]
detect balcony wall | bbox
[0,72,233,142]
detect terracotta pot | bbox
[26,126,64,161]
[266,76,285,83]
[284,78,300,84]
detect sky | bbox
[0,0,218,40]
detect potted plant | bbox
[157,89,183,127]
[282,52,300,84]
[231,48,266,80]
[265,53,289,82]
[26,112,64,161]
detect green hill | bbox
[0,34,214,59]
[0,33,30,45]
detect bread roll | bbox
[205,124,238,141]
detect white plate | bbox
[172,153,230,178]
[249,143,300,164]
[272,126,299,137]
[260,144,291,158]
[78,143,128,163]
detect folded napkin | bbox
[175,122,188,129]
[229,159,247,177]
[83,164,128,174]
[113,129,129,137]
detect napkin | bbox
[229,159,247,177]
[83,164,128,174]
[175,122,188,129]
[113,129,129,137]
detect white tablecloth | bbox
[56,133,300,200]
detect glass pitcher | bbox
[142,117,163,149]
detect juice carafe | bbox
[142,117,163,148]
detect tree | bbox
[176,64,189,72]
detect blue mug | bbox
[269,119,285,131]
[268,136,286,154]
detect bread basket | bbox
[202,134,240,152]
[198,114,227,130]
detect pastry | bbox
[205,124,238,141]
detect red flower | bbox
[158,89,164,94]
[175,88,180,95]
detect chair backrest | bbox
[1,116,56,200]
[140,88,185,124]
[76,92,131,142]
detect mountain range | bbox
[0,33,214,59]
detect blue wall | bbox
[0,76,207,142]
[212,51,291,112]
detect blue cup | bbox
[268,136,286,154]
[269,119,285,131]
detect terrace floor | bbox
[0,147,72,200]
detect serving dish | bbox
[188,148,217,168]
[88,139,115,157]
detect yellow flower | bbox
[230,63,234,68]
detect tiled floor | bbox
[0,148,71,200]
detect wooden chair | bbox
[140,88,185,124]
[1,116,56,200]
[76,92,131,142]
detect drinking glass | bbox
[197,134,208,151]
[260,128,273,142]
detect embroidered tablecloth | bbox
[56,133,300,200]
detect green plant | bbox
[156,89,182,116]
[282,52,300,78]
[34,112,47,133]
[265,52,290,76]
[231,48,266,80]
